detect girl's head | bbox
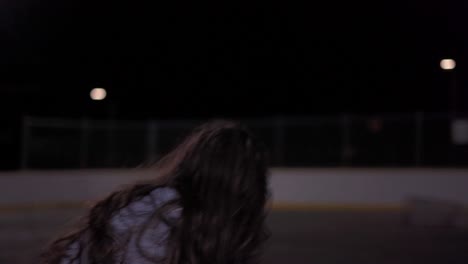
[162,120,268,209]
[161,120,270,263]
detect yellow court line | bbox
[0,202,87,213]
[270,202,402,212]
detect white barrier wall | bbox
[1,168,468,207]
[271,168,468,205]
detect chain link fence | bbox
[21,114,468,169]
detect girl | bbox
[41,120,270,264]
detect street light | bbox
[90,88,107,101]
[440,59,456,71]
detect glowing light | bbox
[90,88,107,100]
[440,59,456,70]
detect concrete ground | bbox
[1,209,468,264]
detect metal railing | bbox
[21,114,468,169]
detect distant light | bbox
[90,88,107,100]
[440,59,456,70]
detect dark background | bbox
[1,0,468,169]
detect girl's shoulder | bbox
[111,186,181,232]
[59,187,181,264]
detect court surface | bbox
[1,208,467,264]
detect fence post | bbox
[341,114,351,166]
[414,112,424,166]
[106,119,116,167]
[146,121,158,162]
[274,117,285,166]
[79,118,90,168]
[20,116,31,170]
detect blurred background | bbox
[1,0,468,263]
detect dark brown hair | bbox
[41,120,270,264]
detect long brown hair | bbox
[41,120,270,264]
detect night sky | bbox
[1,0,468,120]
